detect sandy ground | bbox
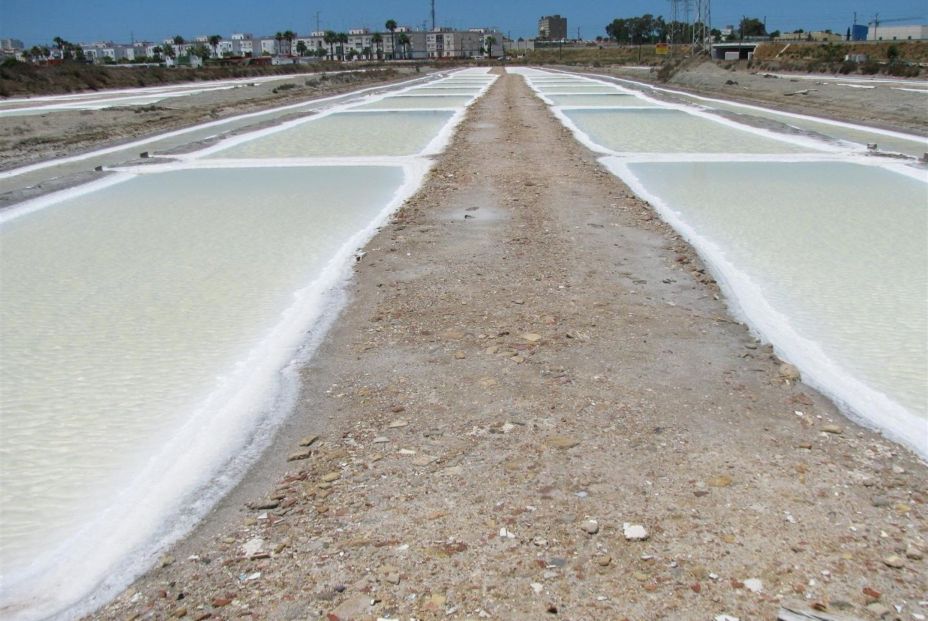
[0,68,418,171]
[88,71,927,621]
[594,61,928,136]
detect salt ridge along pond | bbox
[513,68,928,458]
[0,68,495,621]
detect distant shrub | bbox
[886,63,920,77]
[838,61,857,74]
[859,61,880,75]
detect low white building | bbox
[256,38,278,56]
[868,24,928,41]
[215,40,234,56]
[234,38,253,56]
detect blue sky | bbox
[2,0,925,46]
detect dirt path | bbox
[95,71,927,621]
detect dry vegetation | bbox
[0,59,387,97]
[515,40,926,78]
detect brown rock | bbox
[779,363,801,381]
[299,434,320,447]
[545,435,580,450]
[328,593,372,620]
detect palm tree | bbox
[323,30,337,60]
[337,32,349,61]
[274,31,284,56]
[283,30,296,56]
[371,32,383,60]
[296,40,308,56]
[173,35,185,45]
[385,19,397,59]
[208,34,221,57]
[485,35,496,59]
[397,32,411,59]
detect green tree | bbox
[385,19,398,59]
[337,32,349,60]
[208,34,221,56]
[485,35,496,58]
[173,35,185,45]
[190,43,211,61]
[739,17,766,38]
[397,32,410,59]
[887,45,900,63]
[323,30,337,60]
[282,30,296,56]
[296,40,308,56]
[372,32,383,60]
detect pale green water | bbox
[699,100,928,157]
[565,108,818,153]
[355,95,473,110]
[537,85,621,94]
[628,160,928,426]
[0,165,407,615]
[547,93,659,107]
[208,110,454,158]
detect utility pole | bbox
[315,11,321,33]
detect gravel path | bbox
[93,71,927,621]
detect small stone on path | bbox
[545,435,580,450]
[743,578,763,593]
[623,523,649,541]
[882,554,905,568]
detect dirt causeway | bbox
[93,72,927,620]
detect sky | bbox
[1,0,926,46]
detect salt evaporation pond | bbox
[593,75,928,158]
[537,85,621,94]
[698,100,928,157]
[517,67,928,457]
[620,161,927,444]
[208,110,454,158]
[546,93,659,107]
[0,165,411,617]
[1,69,482,620]
[355,95,473,110]
[406,87,484,95]
[563,108,817,153]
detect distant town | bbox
[1,12,926,67]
